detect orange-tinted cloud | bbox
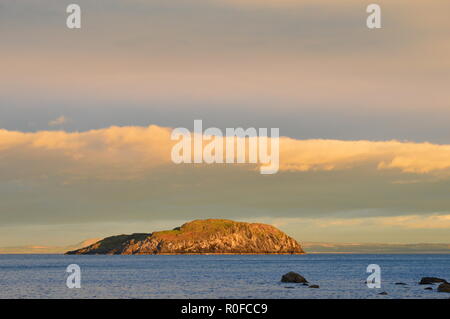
[1,126,450,180]
[264,213,450,230]
[280,138,450,174]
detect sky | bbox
[1,0,450,248]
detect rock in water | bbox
[281,272,308,283]
[419,277,448,285]
[437,283,450,293]
[65,219,305,255]
[308,285,319,288]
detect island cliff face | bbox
[65,219,305,255]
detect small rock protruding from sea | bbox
[378,291,388,295]
[281,272,308,284]
[308,285,319,288]
[419,277,448,285]
[395,282,407,285]
[437,282,450,293]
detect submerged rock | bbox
[395,282,407,285]
[281,272,308,283]
[424,287,433,291]
[308,285,319,288]
[378,291,388,295]
[419,277,447,285]
[437,283,450,293]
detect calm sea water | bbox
[0,254,449,299]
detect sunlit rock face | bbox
[66,219,305,255]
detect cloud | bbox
[280,138,450,174]
[48,116,68,126]
[319,214,450,230]
[260,213,450,230]
[1,126,450,182]
[0,125,174,181]
[0,238,101,254]
[301,242,450,254]
[2,0,450,113]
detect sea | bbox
[0,254,449,299]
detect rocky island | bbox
[65,219,305,255]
